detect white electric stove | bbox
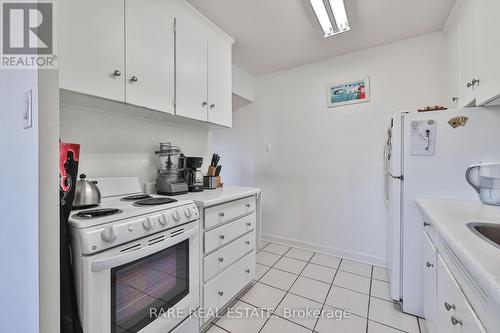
[69,177,200,333]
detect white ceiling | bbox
[186,0,456,76]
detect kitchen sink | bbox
[467,223,500,249]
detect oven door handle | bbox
[91,225,198,272]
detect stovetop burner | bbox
[74,208,123,219]
[121,194,152,201]
[134,197,178,206]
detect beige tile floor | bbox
[206,241,425,333]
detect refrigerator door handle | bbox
[389,173,404,181]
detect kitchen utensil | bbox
[155,143,188,195]
[465,163,500,206]
[73,174,101,209]
[215,165,222,176]
[186,157,204,192]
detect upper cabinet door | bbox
[59,0,125,101]
[175,17,208,122]
[459,0,480,108]
[125,0,175,114]
[476,0,500,106]
[208,34,232,127]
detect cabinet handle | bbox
[426,261,434,268]
[245,240,250,245]
[130,76,138,83]
[451,316,463,326]
[246,203,251,208]
[219,212,225,218]
[218,257,224,262]
[246,222,252,227]
[210,103,216,109]
[444,302,456,311]
[423,222,431,227]
[452,97,459,102]
[219,234,225,240]
[245,269,251,273]
[112,69,122,77]
[467,82,473,88]
[202,101,208,107]
[472,78,480,86]
[218,291,224,296]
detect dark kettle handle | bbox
[465,165,481,193]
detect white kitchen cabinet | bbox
[458,0,480,108]
[60,0,234,127]
[59,0,125,101]
[175,17,233,127]
[175,16,209,122]
[125,0,175,114]
[207,35,232,127]
[436,254,486,333]
[423,232,438,333]
[476,0,500,106]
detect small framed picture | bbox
[327,77,370,108]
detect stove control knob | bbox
[184,208,192,218]
[173,210,181,222]
[101,226,116,243]
[143,219,153,230]
[159,214,168,226]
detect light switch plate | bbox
[23,89,33,129]
[265,143,272,152]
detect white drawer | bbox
[204,213,256,253]
[205,196,256,229]
[204,231,255,282]
[203,251,255,322]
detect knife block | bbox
[206,166,223,188]
[207,165,217,176]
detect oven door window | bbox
[111,239,189,333]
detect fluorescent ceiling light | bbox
[309,0,350,38]
[329,0,350,33]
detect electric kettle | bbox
[465,163,500,206]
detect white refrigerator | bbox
[384,107,500,317]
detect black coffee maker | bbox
[186,157,204,192]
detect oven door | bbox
[78,221,199,333]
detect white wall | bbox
[0,70,40,332]
[60,104,212,188]
[213,32,448,265]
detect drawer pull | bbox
[451,316,462,326]
[245,269,251,273]
[218,257,224,262]
[245,240,250,245]
[423,222,431,227]
[246,222,252,227]
[218,291,224,296]
[426,262,434,268]
[219,212,225,218]
[246,203,251,208]
[219,235,225,240]
[444,302,456,311]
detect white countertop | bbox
[175,186,261,207]
[416,198,500,305]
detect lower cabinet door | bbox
[203,251,255,322]
[436,255,487,333]
[423,232,437,333]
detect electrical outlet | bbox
[23,89,32,129]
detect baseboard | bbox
[261,232,389,268]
